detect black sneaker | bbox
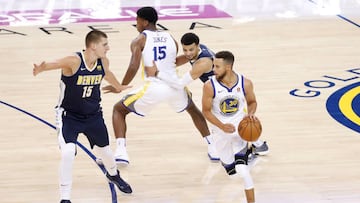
[60,200,71,203]
[106,170,132,194]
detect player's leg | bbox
[233,136,255,203]
[113,82,167,165]
[236,163,255,203]
[171,89,219,161]
[214,130,236,175]
[185,100,219,161]
[56,108,79,202]
[112,99,131,165]
[87,113,132,194]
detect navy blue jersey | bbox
[189,44,215,83]
[58,51,105,116]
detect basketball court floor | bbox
[1,0,360,202]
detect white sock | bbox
[116,138,126,147]
[204,134,214,145]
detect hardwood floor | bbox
[1,1,360,202]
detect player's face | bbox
[95,37,110,58]
[182,43,199,60]
[213,58,226,80]
[136,17,146,33]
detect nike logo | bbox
[80,68,87,71]
[217,90,225,93]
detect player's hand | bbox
[33,61,46,76]
[222,123,236,133]
[102,85,132,94]
[144,61,158,77]
[245,114,258,121]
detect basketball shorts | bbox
[211,126,247,165]
[56,107,110,149]
[121,79,191,116]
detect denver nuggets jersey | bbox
[142,30,177,80]
[57,51,104,115]
[210,73,247,126]
[190,44,215,83]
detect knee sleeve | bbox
[222,162,237,175]
[235,164,254,189]
[235,147,252,165]
[60,143,76,160]
[59,143,76,199]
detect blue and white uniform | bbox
[56,51,109,148]
[190,44,215,83]
[121,30,190,116]
[209,72,248,165]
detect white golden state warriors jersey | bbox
[141,30,177,80]
[210,72,248,127]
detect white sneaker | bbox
[207,143,220,161]
[114,147,130,165]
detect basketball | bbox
[238,117,262,142]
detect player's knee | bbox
[113,101,130,115]
[222,162,237,175]
[235,150,251,165]
[61,143,76,159]
[235,164,254,188]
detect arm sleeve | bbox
[157,71,194,90]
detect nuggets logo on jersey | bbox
[219,96,239,116]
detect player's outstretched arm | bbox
[33,56,77,76]
[145,57,212,89]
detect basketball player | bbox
[145,32,269,156]
[33,30,132,203]
[103,6,220,165]
[202,51,257,203]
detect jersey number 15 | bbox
[153,46,167,61]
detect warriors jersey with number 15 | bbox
[141,30,178,81]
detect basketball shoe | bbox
[106,170,133,194]
[60,200,71,203]
[114,146,130,165]
[253,141,269,155]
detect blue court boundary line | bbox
[0,100,118,203]
[308,0,360,28]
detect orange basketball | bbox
[238,117,262,142]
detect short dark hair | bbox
[180,32,200,45]
[137,7,158,24]
[85,30,107,48]
[215,51,234,66]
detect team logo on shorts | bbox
[326,82,360,133]
[219,96,239,116]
